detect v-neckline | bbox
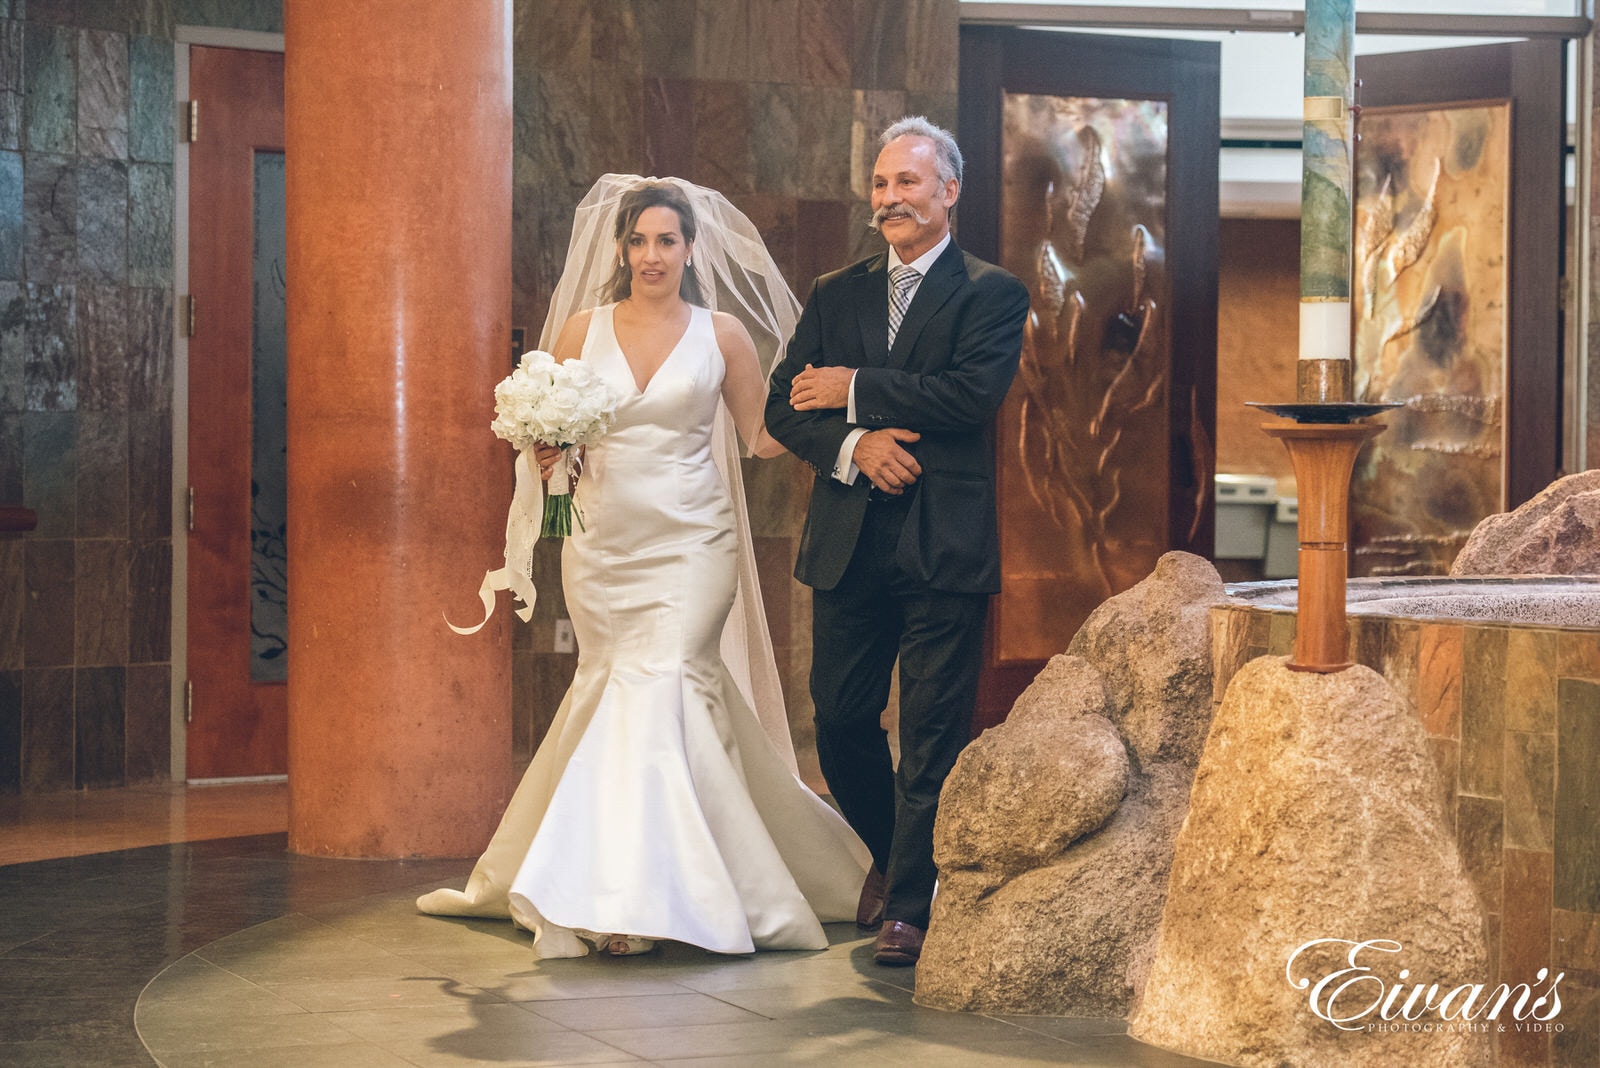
[609,304,696,396]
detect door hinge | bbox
[180,294,196,337]
[185,679,193,725]
[182,99,199,143]
[187,485,195,532]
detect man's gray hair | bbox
[879,116,963,188]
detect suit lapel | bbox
[886,241,966,370]
[853,253,890,366]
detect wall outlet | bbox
[553,619,575,654]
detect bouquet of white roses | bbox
[447,351,620,637]
[491,350,620,537]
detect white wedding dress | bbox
[419,304,870,957]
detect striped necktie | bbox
[888,264,921,348]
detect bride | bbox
[419,176,870,958]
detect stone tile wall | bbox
[1213,601,1600,1068]
[1,0,281,794]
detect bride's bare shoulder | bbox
[551,308,597,362]
[709,310,755,358]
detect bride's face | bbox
[622,205,693,298]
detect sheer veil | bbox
[540,174,803,773]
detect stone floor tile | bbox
[527,991,768,1031]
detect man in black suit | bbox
[765,117,1029,966]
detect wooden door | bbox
[1349,42,1565,576]
[959,27,1221,728]
[186,46,286,779]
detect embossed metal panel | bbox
[997,93,1173,662]
[1350,101,1510,576]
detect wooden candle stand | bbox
[1259,420,1384,672]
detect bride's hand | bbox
[533,442,563,481]
[533,442,584,491]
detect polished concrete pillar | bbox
[284,0,513,856]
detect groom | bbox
[766,117,1028,965]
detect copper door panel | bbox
[997,93,1171,663]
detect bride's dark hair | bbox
[602,182,707,306]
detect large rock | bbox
[1452,468,1600,576]
[1129,657,1490,1068]
[915,552,1230,1016]
[933,668,1129,879]
[918,761,1192,1016]
[1067,550,1229,769]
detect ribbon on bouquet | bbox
[446,449,546,635]
[540,446,580,537]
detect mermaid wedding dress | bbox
[419,304,870,957]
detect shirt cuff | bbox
[832,427,870,485]
[847,370,858,425]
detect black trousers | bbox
[810,495,988,929]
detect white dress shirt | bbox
[831,232,952,484]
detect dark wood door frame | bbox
[185,44,286,780]
[959,26,1220,728]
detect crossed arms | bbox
[764,269,1029,493]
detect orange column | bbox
[284,0,513,856]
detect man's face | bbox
[871,135,958,262]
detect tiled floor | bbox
[0,781,289,865]
[0,785,1213,1066]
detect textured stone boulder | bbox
[915,551,1230,1016]
[1452,468,1600,576]
[933,669,1129,879]
[1067,550,1229,769]
[1129,657,1490,1068]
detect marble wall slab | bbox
[75,410,128,537]
[22,666,72,791]
[123,659,168,782]
[73,536,128,664]
[127,408,168,537]
[0,150,21,277]
[1556,677,1600,912]
[22,154,75,282]
[0,281,20,415]
[1,20,23,151]
[0,541,22,670]
[172,0,278,33]
[77,28,129,158]
[23,410,74,535]
[23,22,76,155]
[0,669,19,793]
[74,662,124,786]
[76,156,128,282]
[127,34,172,163]
[76,282,126,409]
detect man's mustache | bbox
[868,204,932,231]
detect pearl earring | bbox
[686,256,694,267]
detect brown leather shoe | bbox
[856,866,887,930]
[873,920,924,966]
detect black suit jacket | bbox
[765,240,1029,594]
